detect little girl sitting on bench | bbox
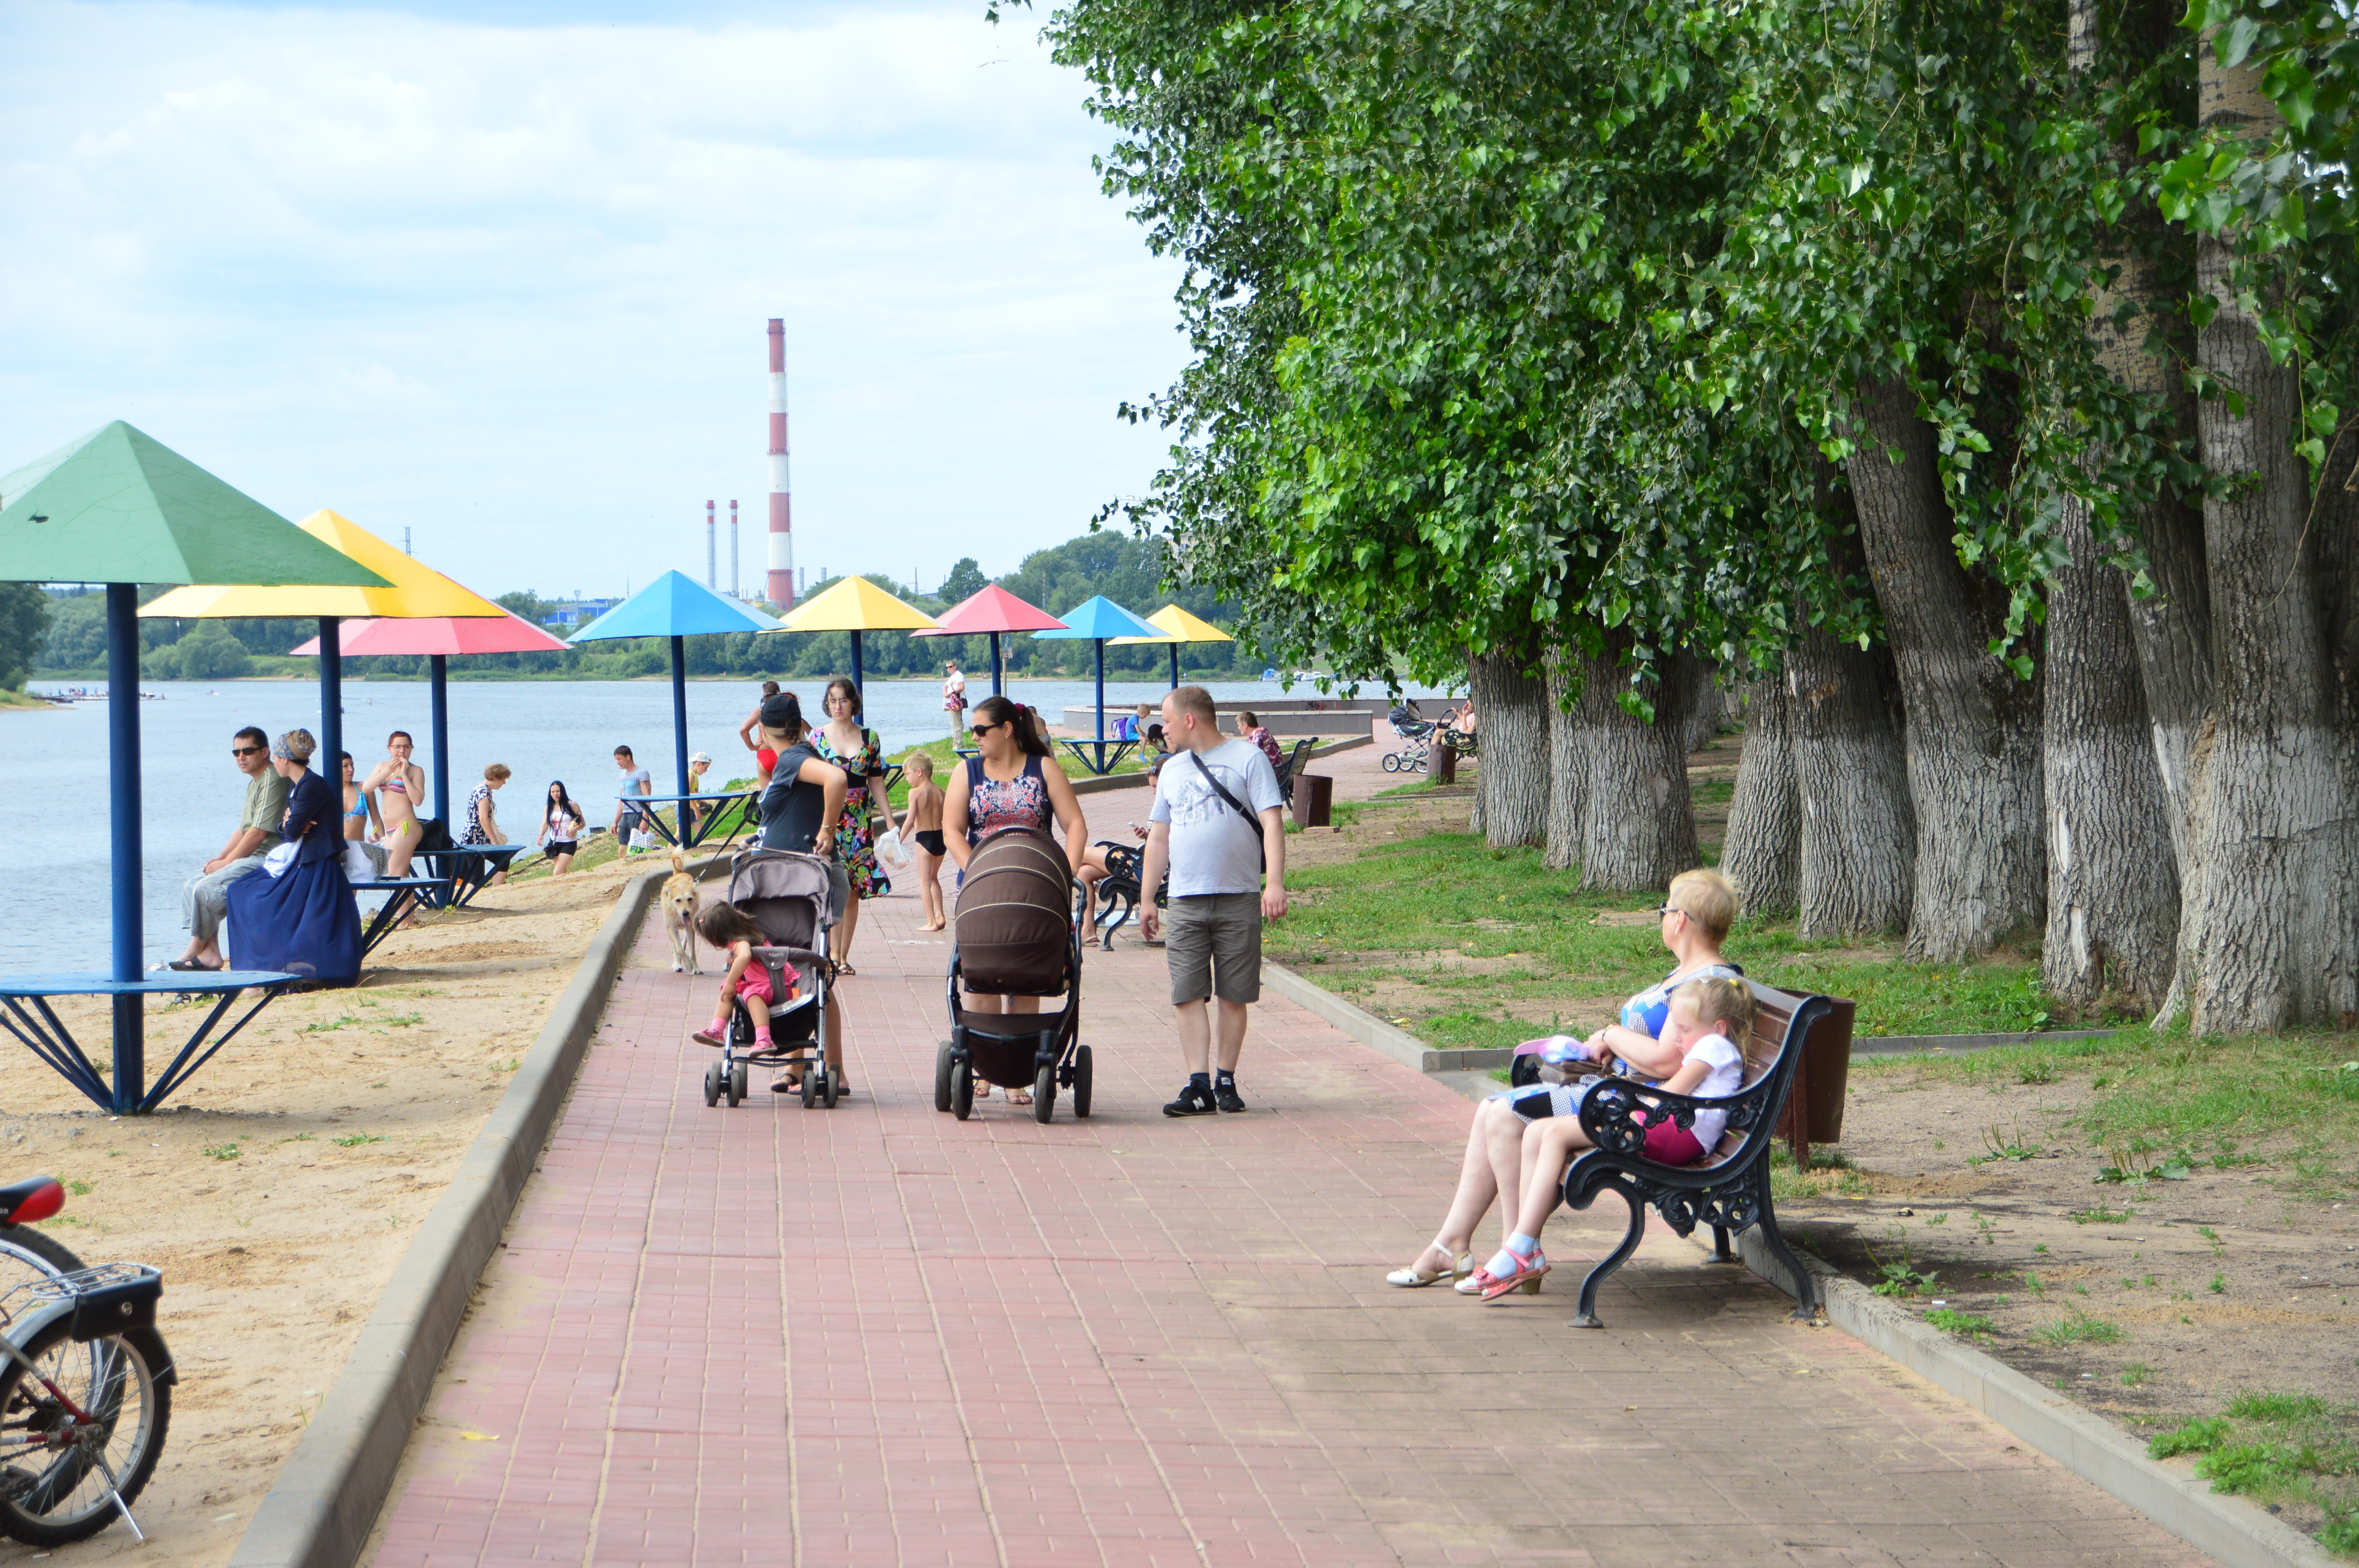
[1465,974,1755,1300]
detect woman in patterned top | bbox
[459,763,514,885]
[943,694,1089,1101]
[811,678,899,976]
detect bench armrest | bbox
[1575,1075,1782,1159]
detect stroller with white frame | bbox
[704,848,841,1109]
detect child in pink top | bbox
[690,902,798,1053]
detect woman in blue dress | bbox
[225,729,363,987]
[1383,868,1742,1289]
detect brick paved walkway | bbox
[365,749,2205,1567]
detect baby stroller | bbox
[704,848,840,1110]
[937,826,1093,1124]
[1383,713,1436,774]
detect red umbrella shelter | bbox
[289,612,570,824]
[911,584,1067,697]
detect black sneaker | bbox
[1163,1081,1217,1117]
[1213,1081,1247,1114]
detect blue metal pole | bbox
[429,654,451,826]
[850,630,864,701]
[991,631,1004,697]
[1094,639,1106,771]
[107,584,143,1113]
[318,616,342,808]
[1169,643,1180,691]
[670,635,690,811]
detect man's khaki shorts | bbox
[1164,892,1263,1006]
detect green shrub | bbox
[2148,1417,2231,1459]
[2225,1391,2328,1422]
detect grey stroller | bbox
[704,848,840,1109]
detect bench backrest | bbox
[1693,978,1820,1172]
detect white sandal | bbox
[1387,1244,1473,1288]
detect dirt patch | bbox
[1778,1064,2359,1544]
[0,852,647,1562]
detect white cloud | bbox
[0,0,1190,596]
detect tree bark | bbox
[1722,672,1800,913]
[1682,659,1723,756]
[1543,642,1593,871]
[1576,641,1701,891]
[1845,378,2047,959]
[1468,645,1550,849]
[1789,629,1916,939]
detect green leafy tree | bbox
[0,584,52,690]
[937,558,990,603]
[174,620,250,680]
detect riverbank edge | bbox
[1260,955,2335,1568]
[225,853,722,1568]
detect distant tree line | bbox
[30,532,1268,685]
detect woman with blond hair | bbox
[1385,868,1743,1289]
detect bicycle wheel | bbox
[0,1320,169,1546]
[0,1232,85,1299]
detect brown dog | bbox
[662,851,702,974]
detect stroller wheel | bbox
[821,1066,841,1109]
[728,1062,748,1106]
[934,1041,956,1113]
[800,1066,818,1109]
[951,1060,974,1121]
[1072,1045,1093,1119]
[1033,1063,1057,1125]
[703,1062,722,1108]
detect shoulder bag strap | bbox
[1187,750,1267,871]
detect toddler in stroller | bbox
[694,848,845,1108]
[936,825,1094,1124]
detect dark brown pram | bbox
[704,848,840,1109]
[936,826,1093,1123]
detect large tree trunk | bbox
[1790,629,1916,939]
[1543,642,1593,871]
[2178,36,2357,1030]
[1576,642,1702,891]
[1845,378,2046,958]
[1681,659,1723,755]
[1722,672,1800,913]
[1467,645,1549,849]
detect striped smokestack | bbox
[729,500,739,599]
[766,319,795,607]
[705,500,716,590]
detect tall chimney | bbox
[766,319,795,607]
[729,500,740,599]
[705,500,717,590]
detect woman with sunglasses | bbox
[943,695,1088,1103]
[1382,868,1743,1291]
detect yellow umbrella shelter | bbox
[768,576,942,706]
[143,510,507,812]
[1109,603,1233,689]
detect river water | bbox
[8,675,1435,972]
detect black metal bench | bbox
[1560,979,1830,1327]
[1083,840,1166,950]
[1275,738,1314,803]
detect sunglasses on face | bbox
[969,721,1001,736]
[1656,905,1686,919]
[232,746,262,757]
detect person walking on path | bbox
[811,677,899,975]
[538,781,586,876]
[755,691,852,1093]
[167,724,289,972]
[610,745,652,851]
[944,694,1088,1103]
[1139,684,1287,1117]
[941,660,968,741]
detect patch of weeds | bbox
[2033,1242,2049,1254]
[2226,1391,2328,1422]
[2069,1204,2137,1224]
[2198,1443,2315,1495]
[1865,1229,1939,1298]
[1973,1126,2044,1166]
[1972,1212,1999,1246]
[2019,1062,2059,1086]
[2209,1274,2227,1294]
[333,1133,388,1148]
[2199,1225,2226,1256]
[2021,1270,2047,1296]
[2098,1143,2192,1184]
[367,1080,388,1089]
[300,1015,364,1034]
[2032,1308,2122,1345]
[491,1057,520,1073]
[201,1143,241,1161]
[275,1133,316,1146]
[2121,1363,2149,1388]
[1923,1212,1948,1226]
[2149,1417,2231,1459]
[378,1012,426,1029]
[1923,1309,1996,1340]
[65,1180,90,1197]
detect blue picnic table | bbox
[354,875,451,959]
[1057,737,1140,777]
[615,790,759,854]
[415,845,527,908]
[0,971,299,1114]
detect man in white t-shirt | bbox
[1140,684,1287,1116]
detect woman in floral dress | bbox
[812,678,899,975]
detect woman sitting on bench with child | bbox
[1385,868,1743,1295]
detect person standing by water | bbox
[167,725,288,973]
[942,660,968,741]
[610,745,652,851]
[224,728,362,987]
[1140,685,1288,1117]
[943,694,1089,1102]
[537,781,586,875]
[362,730,427,879]
[811,678,899,976]
[755,691,850,1094]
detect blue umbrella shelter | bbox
[1032,595,1166,775]
[0,422,390,1112]
[569,571,780,845]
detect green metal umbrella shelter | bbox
[0,422,389,1113]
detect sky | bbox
[0,0,1193,602]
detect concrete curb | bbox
[1268,954,2332,1568]
[228,858,689,1568]
[1066,733,1371,798]
[1711,1226,2338,1568]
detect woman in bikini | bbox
[362,730,427,879]
[339,752,389,875]
[736,681,781,757]
[943,695,1087,1104]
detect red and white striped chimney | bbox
[729,499,740,599]
[766,319,795,608]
